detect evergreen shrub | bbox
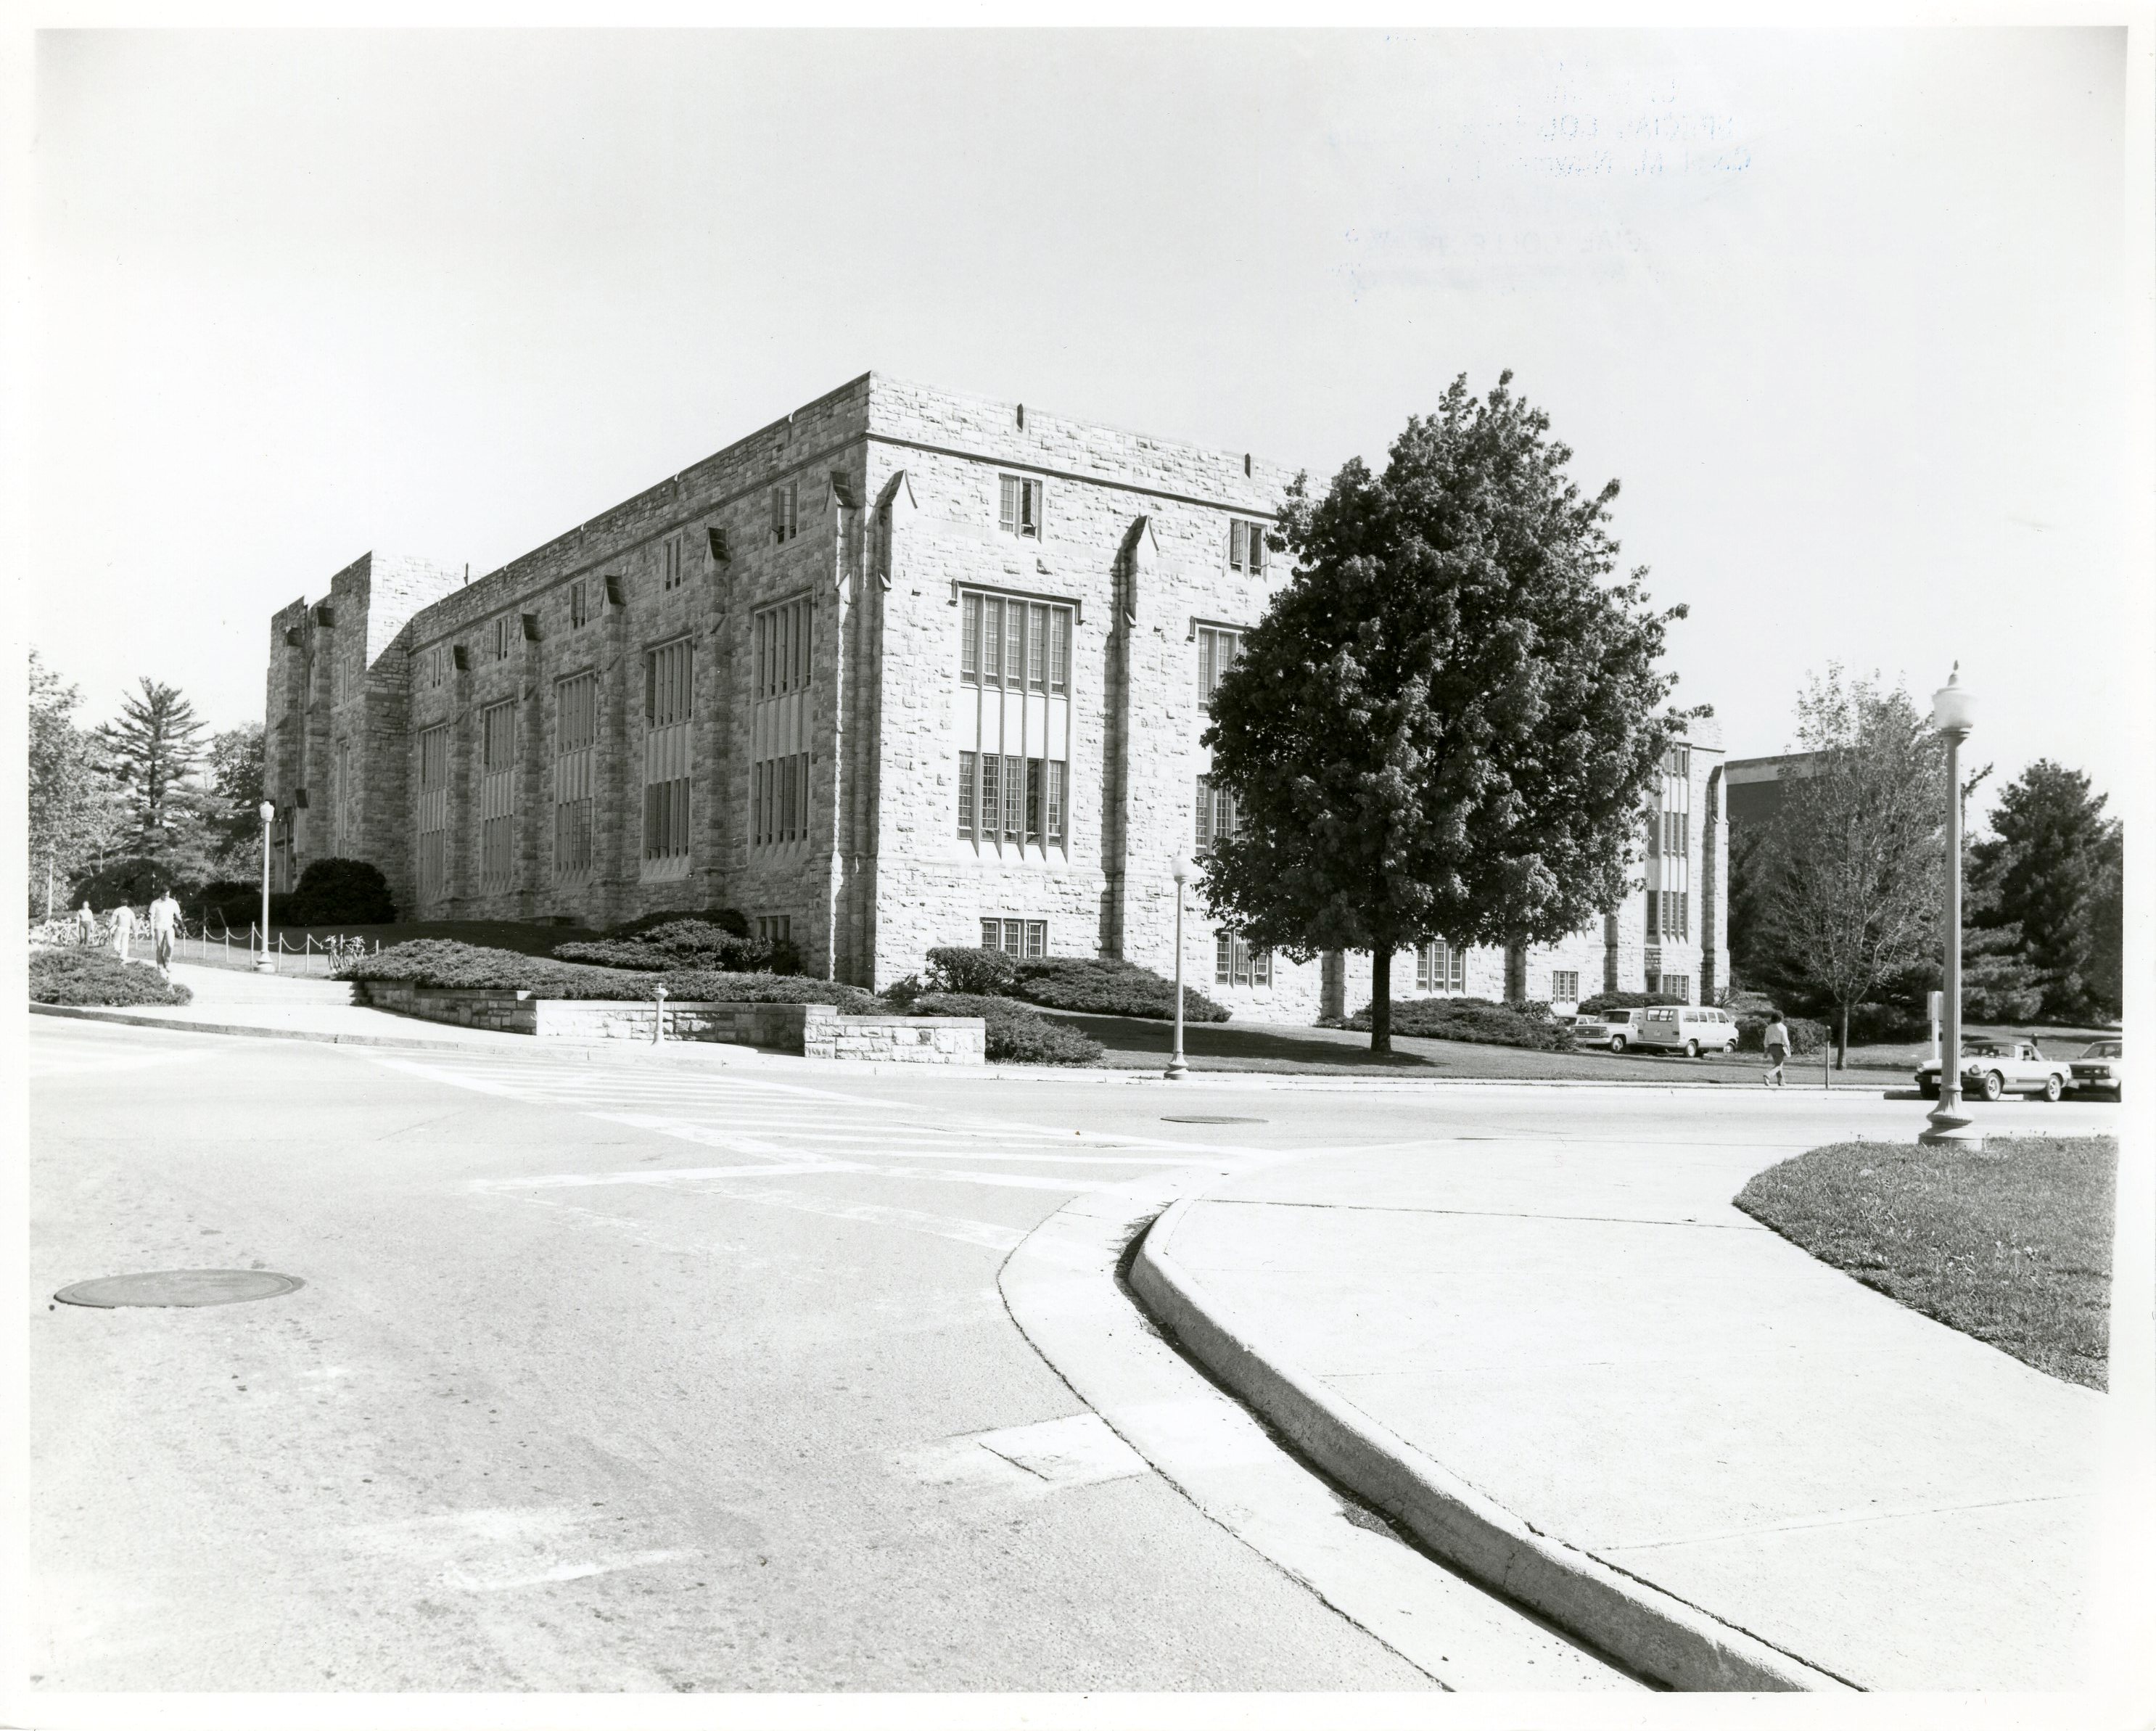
[908,991,1104,1065]
[1008,955,1231,1023]
[31,949,192,1007]
[1345,995,1575,1050]
[344,940,876,1008]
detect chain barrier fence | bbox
[29,911,383,978]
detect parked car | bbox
[1571,1008,1645,1052]
[1628,1005,1741,1058]
[2067,1038,2123,1101]
[1915,1037,2072,1102]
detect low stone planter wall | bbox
[353,979,984,1063]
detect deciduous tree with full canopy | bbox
[1201,372,1697,1053]
[1748,668,1946,1066]
[28,649,127,916]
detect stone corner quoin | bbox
[260,371,1727,1021]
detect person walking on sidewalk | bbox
[148,889,181,977]
[108,900,137,963]
[1762,1011,1791,1087]
[75,901,96,947]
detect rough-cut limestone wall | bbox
[389,379,876,946]
[858,377,1295,994]
[266,373,1727,1026]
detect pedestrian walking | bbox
[109,900,138,963]
[1762,1011,1791,1088]
[75,900,96,947]
[148,889,181,977]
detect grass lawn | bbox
[1735,1136,2117,1389]
[1042,1010,1794,1082]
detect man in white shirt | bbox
[149,889,181,976]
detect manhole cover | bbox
[1161,1115,1267,1124]
[54,1270,305,1309]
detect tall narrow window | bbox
[569,580,591,630]
[417,724,450,905]
[494,617,512,661]
[1197,626,1243,702]
[1414,941,1468,994]
[1195,777,1239,848]
[1003,605,1024,686]
[955,587,1074,853]
[997,474,1044,538]
[554,672,598,881]
[1002,754,1024,839]
[770,481,800,544]
[1028,604,1048,689]
[643,638,693,871]
[1215,934,1273,987]
[480,700,517,892]
[979,754,1001,842]
[751,597,812,850]
[660,535,683,590]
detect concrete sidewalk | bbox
[1131,1135,2110,1691]
[33,961,763,1063]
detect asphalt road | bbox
[27,1019,2116,1693]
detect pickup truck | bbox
[1915,1038,2072,1103]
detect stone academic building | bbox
[263,374,1727,1021]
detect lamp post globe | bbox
[255,800,277,974]
[1919,665,1982,1151]
[1165,856,1197,1081]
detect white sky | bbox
[22,28,2138,818]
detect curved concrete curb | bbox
[1130,1198,1859,1695]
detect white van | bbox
[1629,1005,1740,1058]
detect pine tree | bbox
[1969,760,2122,1021]
[93,678,207,847]
[1202,372,1693,1053]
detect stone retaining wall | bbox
[355,979,984,1062]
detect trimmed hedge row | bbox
[554,917,795,976]
[924,946,1230,1023]
[1346,995,1576,1051]
[1577,990,1687,1014]
[342,940,878,1010]
[1735,1013,1830,1056]
[910,991,1105,1066]
[31,949,193,1008]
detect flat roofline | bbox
[862,370,1295,484]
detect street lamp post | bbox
[1165,856,1195,1082]
[255,800,277,974]
[1920,667,1981,1151]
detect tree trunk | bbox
[1370,947,1392,1055]
[1836,1000,1850,1070]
